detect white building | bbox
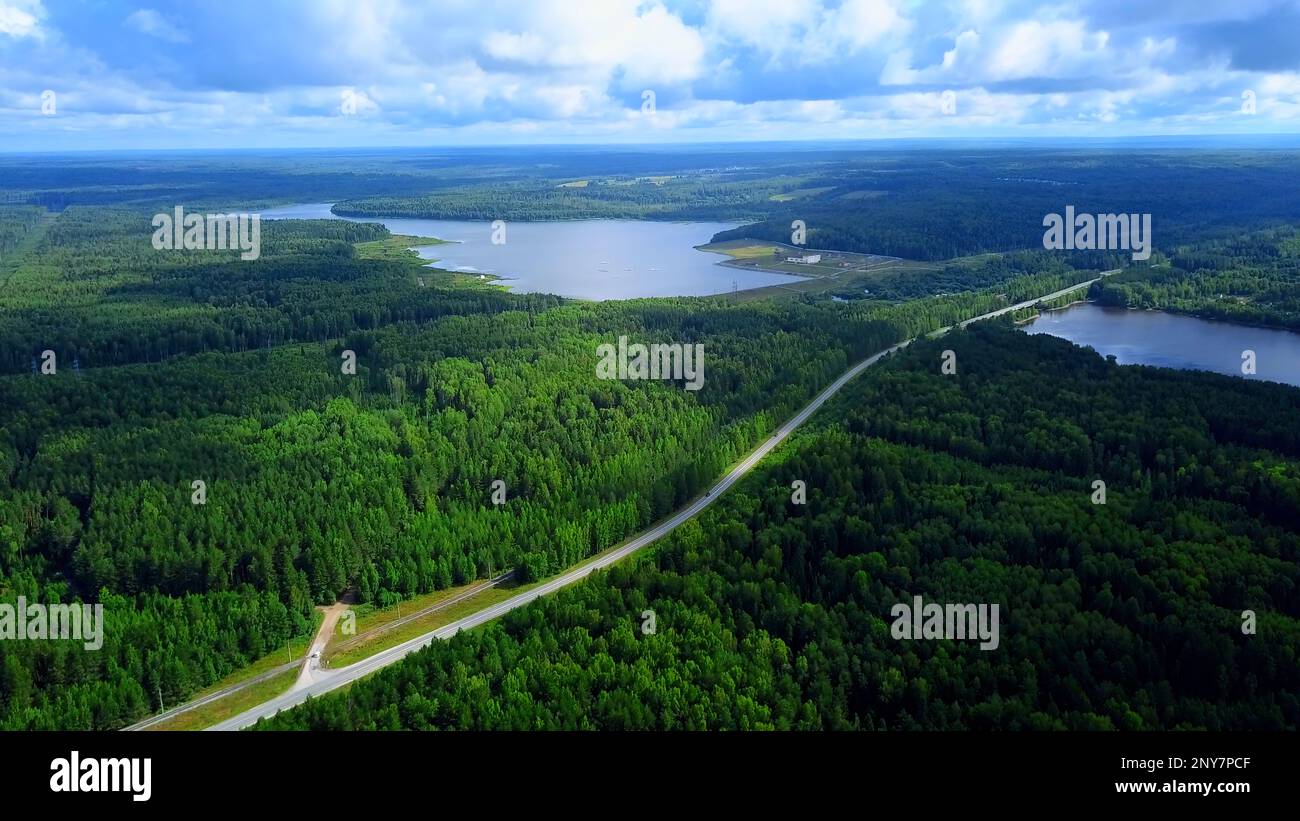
[786,253,822,264]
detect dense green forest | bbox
[3,147,1298,733]
[707,151,1300,261]
[7,148,1300,263]
[258,323,1300,731]
[828,250,1121,303]
[0,209,550,375]
[0,192,1096,729]
[334,176,776,222]
[1091,225,1300,329]
[336,150,1300,262]
[0,206,44,265]
[327,150,1300,262]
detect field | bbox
[699,238,940,301]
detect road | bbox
[952,273,1116,329]
[124,603,348,731]
[208,271,1113,731]
[322,572,511,662]
[292,603,349,689]
[124,575,511,731]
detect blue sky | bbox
[2,0,1299,150]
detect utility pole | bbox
[157,684,165,714]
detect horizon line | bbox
[4,132,1300,158]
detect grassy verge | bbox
[145,669,299,731]
[328,577,501,646]
[325,578,547,667]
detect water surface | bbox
[1023,303,1300,387]
[261,203,802,300]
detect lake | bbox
[1023,303,1300,387]
[260,203,803,300]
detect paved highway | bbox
[953,274,1115,329]
[208,272,1112,731]
[124,575,511,731]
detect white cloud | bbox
[987,20,1109,81]
[0,0,41,38]
[884,18,1135,87]
[124,9,190,43]
[708,0,910,66]
[482,0,705,87]
[706,0,815,58]
[1,0,1299,149]
[882,29,980,84]
[828,0,911,51]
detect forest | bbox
[707,150,1300,261]
[335,149,1300,262]
[7,147,1300,264]
[0,209,555,375]
[257,323,1300,731]
[0,190,1098,728]
[828,250,1118,303]
[3,146,1298,732]
[1090,224,1300,329]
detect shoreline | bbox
[1028,300,1300,336]
[1014,297,1092,325]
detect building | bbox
[786,253,822,264]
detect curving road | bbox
[208,272,1113,731]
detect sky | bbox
[1,0,1299,151]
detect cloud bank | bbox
[1,0,1299,149]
